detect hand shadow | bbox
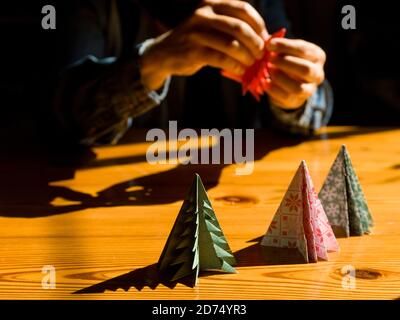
[3,126,391,218]
[0,129,304,217]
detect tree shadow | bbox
[73,247,302,294]
[234,237,307,267]
[74,263,233,293]
[74,264,188,293]
[74,236,309,294]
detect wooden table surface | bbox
[1,126,400,300]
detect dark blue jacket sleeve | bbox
[53,0,169,145]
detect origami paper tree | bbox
[157,174,236,287]
[319,145,373,237]
[222,28,286,101]
[261,161,339,263]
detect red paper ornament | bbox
[221,28,286,101]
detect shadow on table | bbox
[310,126,397,141]
[0,130,303,217]
[74,264,186,293]
[1,126,396,218]
[74,236,306,294]
[74,263,230,293]
[234,236,307,267]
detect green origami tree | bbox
[319,145,373,237]
[157,174,237,287]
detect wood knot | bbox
[214,195,258,206]
[338,267,383,280]
[353,269,383,280]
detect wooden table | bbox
[1,126,400,300]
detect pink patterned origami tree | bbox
[261,161,339,263]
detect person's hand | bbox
[265,38,326,109]
[140,0,268,91]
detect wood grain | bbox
[0,126,400,299]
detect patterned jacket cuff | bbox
[137,39,171,104]
[269,80,334,136]
[80,41,171,146]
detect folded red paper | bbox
[221,28,286,101]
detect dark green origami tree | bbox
[319,145,373,237]
[157,174,237,287]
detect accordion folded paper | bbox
[158,174,236,287]
[221,28,286,101]
[261,161,339,263]
[319,145,373,237]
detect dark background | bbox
[1,0,399,151]
[283,0,400,126]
